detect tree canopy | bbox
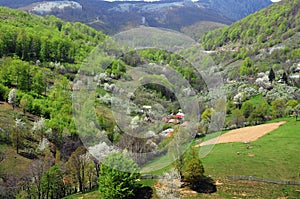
[98,152,141,199]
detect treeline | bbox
[0,7,105,63]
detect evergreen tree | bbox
[268,67,275,84]
[282,71,288,84]
[182,147,205,190]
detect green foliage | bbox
[201,108,213,122]
[241,101,254,118]
[230,109,245,128]
[138,49,205,91]
[293,104,300,120]
[0,7,105,63]
[200,108,214,133]
[41,165,65,199]
[272,99,286,118]
[183,158,204,187]
[32,70,47,96]
[98,152,141,199]
[248,102,269,124]
[106,60,126,79]
[181,147,204,188]
[19,94,33,114]
[226,100,235,114]
[201,0,300,61]
[285,99,299,108]
[0,83,8,101]
[66,146,96,193]
[240,57,254,76]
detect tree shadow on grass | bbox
[191,176,217,194]
[129,186,153,199]
[18,151,37,159]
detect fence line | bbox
[141,174,300,185]
[227,176,300,185]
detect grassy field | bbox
[202,118,300,181]
[183,180,300,199]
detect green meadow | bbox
[201,118,300,181]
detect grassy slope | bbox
[0,144,32,177]
[0,102,35,177]
[202,118,300,181]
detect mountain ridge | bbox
[0,0,273,34]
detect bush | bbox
[271,99,286,118]
[0,83,8,101]
[241,101,254,118]
[285,100,298,108]
[248,102,270,124]
[98,152,141,199]
[19,94,33,114]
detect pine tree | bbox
[182,147,205,190]
[282,71,288,84]
[268,67,275,84]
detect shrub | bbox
[98,152,141,199]
[271,99,286,118]
[0,83,8,101]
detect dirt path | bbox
[196,121,286,147]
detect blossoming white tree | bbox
[8,88,16,110]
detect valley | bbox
[0,0,300,198]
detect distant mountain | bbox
[0,0,272,34]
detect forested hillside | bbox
[0,7,105,63]
[0,7,108,198]
[201,0,300,61]
[0,6,106,137]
